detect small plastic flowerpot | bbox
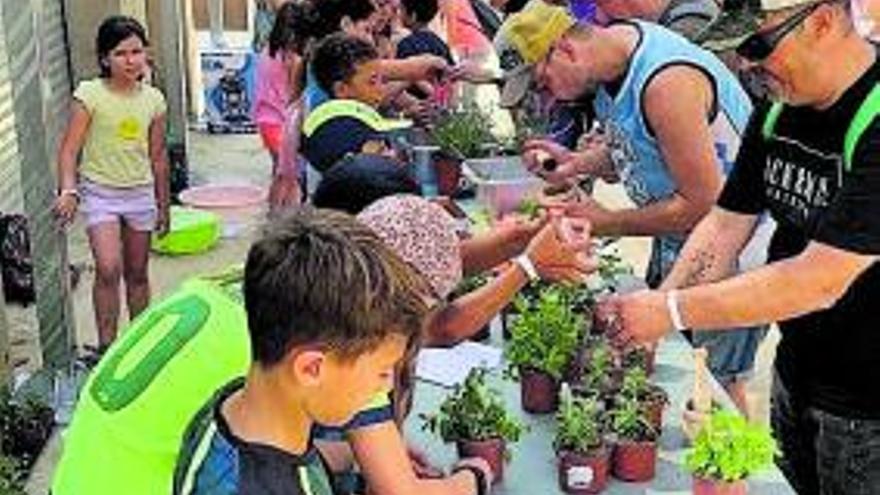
[558,447,611,494]
[520,367,560,414]
[693,477,748,495]
[457,437,505,483]
[612,440,657,482]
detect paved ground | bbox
[11,128,779,494]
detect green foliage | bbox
[422,369,524,444]
[554,385,604,454]
[0,385,54,494]
[619,367,667,405]
[597,249,632,281]
[620,346,650,373]
[430,104,497,160]
[508,286,584,379]
[583,247,634,297]
[685,410,778,482]
[579,337,615,394]
[0,455,25,495]
[516,197,541,220]
[609,396,657,442]
[470,207,494,233]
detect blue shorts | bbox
[693,325,767,386]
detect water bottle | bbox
[412,145,440,198]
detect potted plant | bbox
[618,367,668,433]
[686,410,777,495]
[554,385,610,494]
[574,336,617,403]
[620,345,656,376]
[0,454,25,495]
[421,369,524,482]
[508,286,584,414]
[430,104,497,196]
[0,387,54,469]
[609,396,659,482]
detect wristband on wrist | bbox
[666,289,688,332]
[452,465,488,495]
[513,253,539,282]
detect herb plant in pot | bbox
[609,396,659,482]
[618,367,668,433]
[686,410,777,495]
[621,345,656,376]
[430,104,497,196]
[508,287,584,414]
[575,337,617,404]
[554,386,610,494]
[421,369,524,482]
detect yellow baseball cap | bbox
[494,0,576,107]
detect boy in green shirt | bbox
[173,208,431,494]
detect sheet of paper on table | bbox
[415,341,503,388]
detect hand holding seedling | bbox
[525,216,596,284]
[594,290,674,349]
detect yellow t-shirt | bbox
[75,79,167,187]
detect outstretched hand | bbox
[594,290,673,349]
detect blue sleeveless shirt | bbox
[593,20,753,283]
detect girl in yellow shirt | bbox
[54,16,169,349]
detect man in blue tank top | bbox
[498,0,767,413]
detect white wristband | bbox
[513,254,539,282]
[666,289,688,332]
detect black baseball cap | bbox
[312,153,419,214]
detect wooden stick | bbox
[692,347,711,413]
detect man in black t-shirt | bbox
[598,1,880,493]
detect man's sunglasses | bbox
[736,1,829,62]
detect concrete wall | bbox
[0,289,8,385]
[146,0,188,146]
[191,0,249,31]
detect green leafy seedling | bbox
[508,286,585,379]
[685,409,778,482]
[431,103,498,160]
[609,396,658,442]
[619,367,667,405]
[579,337,615,395]
[516,197,541,221]
[554,385,605,454]
[421,369,524,445]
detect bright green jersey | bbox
[52,277,251,495]
[52,270,393,494]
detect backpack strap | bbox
[762,83,879,172]
[844,83,880,172]
[761,102,784,141]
